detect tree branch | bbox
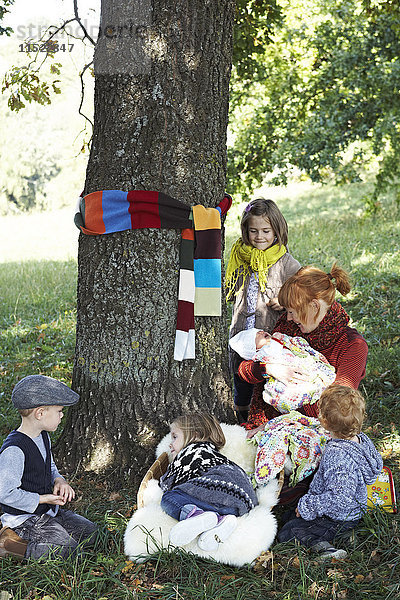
[73,0,96,46]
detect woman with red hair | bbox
[238,263,368,437]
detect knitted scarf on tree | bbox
[274,301,350,351]
[159,441,233,490]
[74,190,232,361]
[225,239,287,300]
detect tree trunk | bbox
[57,0,235,488]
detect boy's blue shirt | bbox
[298,432,383,521]
[0,429,63,528]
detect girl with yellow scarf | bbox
[226,198,301,423]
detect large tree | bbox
[57,0,236,486]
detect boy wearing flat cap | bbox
[0,375,97,560]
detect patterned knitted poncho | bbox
[160,442,258,516]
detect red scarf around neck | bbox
[274,301,350,351]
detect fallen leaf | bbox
[122,560,135,573]
[292,556,301,568]
[109,491,122,501]
[354,574,364,583]
[308,581,325,597]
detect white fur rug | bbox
[124,423,279,567]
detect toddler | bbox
[0,375,97,560]
[278,384,383,559]
[160,413,258,551]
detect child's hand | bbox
[246,424,266,439]
[295,508,300,518]
[53,477,75,503]
[39,493,66,506]
[269,298,283,311]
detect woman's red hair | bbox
[278,263,351,322]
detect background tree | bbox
[228,0,400,211]
[56,0,236,485]
[0,0,14,36]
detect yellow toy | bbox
[367,466,397,513]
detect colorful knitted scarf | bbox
[74,190,232,361]
[225,239,286,300]
[275,301,350,352]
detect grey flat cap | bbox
[12,375,79,410]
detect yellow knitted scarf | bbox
[225,239,287,300]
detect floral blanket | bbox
[253,412,330,487]
[262,332,336,413]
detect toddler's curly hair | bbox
[319,384,365,439]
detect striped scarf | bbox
[74,190,232,361]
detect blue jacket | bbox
[298,432,383,521]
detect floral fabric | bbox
[261,332,336,413]
[253,412,330,487]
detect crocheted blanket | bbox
[253,412,330,487]
[74,190,232,360]
[261,333,336,413]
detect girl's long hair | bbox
[172,413,226,449]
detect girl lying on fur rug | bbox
[124,419,279,567]
[159,413,258,551]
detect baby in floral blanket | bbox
[229,328,336,414]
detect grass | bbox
[0,179,399,599]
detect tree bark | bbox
[57,0,235,488]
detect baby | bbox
[229,328,336,414]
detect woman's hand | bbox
[263,362,309,385]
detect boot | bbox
[0,527,28,560]
[235,409,248,424]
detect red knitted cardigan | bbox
[239,301,368,430]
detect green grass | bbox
[0,259,77,436]
[0,181,399,599]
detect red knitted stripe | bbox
[128,190,161,229]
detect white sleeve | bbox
[0,446,40,513]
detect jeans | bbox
[278,514,359,548]
[161,489,238,521]
[233,373,254,408]
[14,508,98,560]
